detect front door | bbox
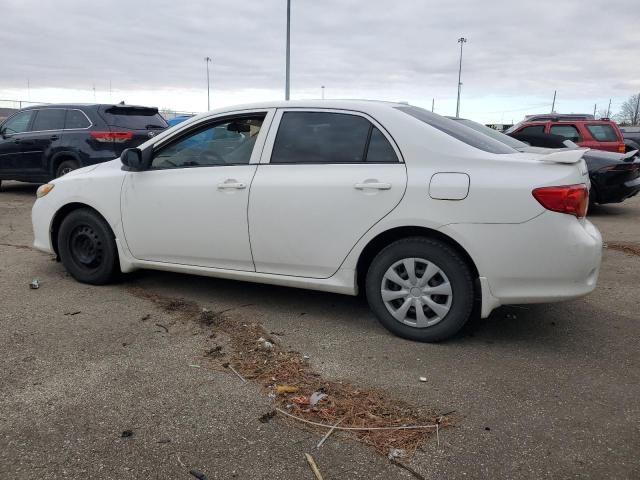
[121,110,274,270]
[0,109,36,174]
[248,109,407,278]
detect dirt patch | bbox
[606,242,640,257]
[130,289,452,457]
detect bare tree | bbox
[615,93,640,126]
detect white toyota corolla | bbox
[32,100,602,342]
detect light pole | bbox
[285,0,291,100]
[455,37,467,118]
[205,56,212,110]
[321,85,325,100]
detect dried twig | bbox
[304,453,324,480]
[228,365,247,383]
[276,408,438,431]
[316,418,344,449]
[389,458,426,480]
[155,323,169,333]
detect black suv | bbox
[0,104,168,187]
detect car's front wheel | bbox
[365,237,475,342]
[58,209,119,284]
[56,160,80,178]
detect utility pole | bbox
[551,90,556,113]
[321,85,325,100]
[93,84,96,101]
[27,79,30,101]
[432,97,435,112]
[606,98,612,118]
[455,37,467,117]
[285,0,291,100]
[593,103,597,118]
[634,94,640,125]
[205,56,212,110]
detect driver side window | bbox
[152,115,265,169]
[2,110,34,135]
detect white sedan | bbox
[32,100,602,342]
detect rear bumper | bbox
[595,175,640,204]
[441,213,602,317]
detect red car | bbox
[506,114,626,153]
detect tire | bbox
[57,209,119,285]
[55,159,80,178]
[365,237,475,342]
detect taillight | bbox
[532,184,589,218]
[599,163,639,173]
[618,144,626,153]
[90,131,134,143]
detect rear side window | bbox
[520,125,545,135]
[65,109,91,129]
[550,124,581,142]
[271,112,372,164]
[396,106,516,154]
[586,124,618,142]
[366,127,398,162]
[32,109,66,131]
[101,106,168,130]
[2,110,34,134]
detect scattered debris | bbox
[606,242,640,257]
[29,279,40,289]
[157,438,171,444]
[121,430,133,438]
[140,314,151,321]
[155,323,169,333]
[276,385,299,395]
[189,469,209,480]
[259,410,277,423]
[388,448,406,460]
[204,346,224,358]
[309,391,327,406]
[419,377,427,383]
[189,364,201,368]
[303,355,310,360]
[129,289,449,456]
[257,337,275,349]
[64,311,81,316]
[304,453,324,480]
[389,458,427,480]
[485,427,491,431]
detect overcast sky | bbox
[1,0,639,123]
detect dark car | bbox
[0,103,168,188]
[447,117,640,206]
[620,127,640,153]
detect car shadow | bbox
[0,181,40,196]
[121,268,594,350]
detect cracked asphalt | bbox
[1,180,639,479]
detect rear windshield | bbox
[453,118,528,150]
[396,106,517,154]
[101,106,168,130]
[586,124,618,142]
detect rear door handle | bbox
[217,180,246,190]
[50,135,59,141]
[354,181,392,190]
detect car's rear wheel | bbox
[56,160,80,178]
[365,237,474,342]
[58,209,118,284]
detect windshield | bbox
[451,118,528,150]
[101,106,168,130]
[396,106,517,154]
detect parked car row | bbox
[449,117,640,206]
[0,103,168,187]
[30,100,602,342]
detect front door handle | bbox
[354,181,392,190]
[217,180,246,190]
[13,138,21,144]
[50,135,59,141]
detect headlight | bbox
[36,184,55,198]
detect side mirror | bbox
[121,148,145,171]
[0,127,6,139]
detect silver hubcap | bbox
[381,258,453,328]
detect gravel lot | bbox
[1,180,639,479]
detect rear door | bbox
[248,109,407,278]
[549,123,582,145]
[24,108,66,174]
[98,105,168,155]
